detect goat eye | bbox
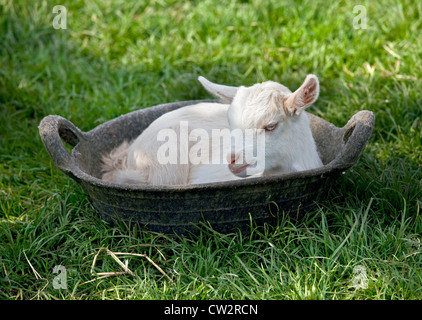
[264,123,278,131]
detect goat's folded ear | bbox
[283,74,319,115]
[198,76,238,103]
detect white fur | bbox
[101,75,323,185]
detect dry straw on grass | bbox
[81,247,173,285]
[23,250,50,299]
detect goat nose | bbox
[227,152,250,175]
[227,153,238,171]
[227,153,237,165]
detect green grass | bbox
[0,0,421,300]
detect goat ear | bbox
[283,74,319,115]
[198,76,238,103]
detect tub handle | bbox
[330,110,375,170]
[39,115,85,179]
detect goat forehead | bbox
[229,81,292,128]
[251,81,291,94]
[244,82,291,106]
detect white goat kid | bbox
[101,75,323,185]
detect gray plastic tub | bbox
[39,100,375,235]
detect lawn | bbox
[0,0,421,300]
